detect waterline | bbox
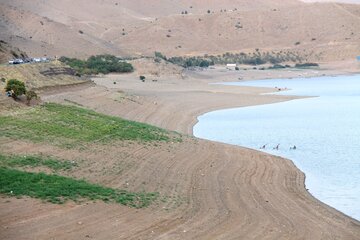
[194,74,360,220]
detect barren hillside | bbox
[1,0,359,61]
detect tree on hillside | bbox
[25,90,38,105]
[5,79,26,99]
[199,60,210,68]
[59,55,134,75]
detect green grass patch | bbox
[0,103,178,147]
[0,154,75,171]
[0,168,158,207]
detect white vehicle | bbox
[226,64,237,67]
[12,59,24,64]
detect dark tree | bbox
[5,79,26,99]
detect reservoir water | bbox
[193,74,360,220]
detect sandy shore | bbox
[1,62,360,239]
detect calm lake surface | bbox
[194,74,360,220]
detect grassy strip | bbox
[0,103,178,147]
[0,154,75,171]
[0,168,158,208]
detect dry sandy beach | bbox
[1,62,360,239]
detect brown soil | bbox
[1,65,360,239]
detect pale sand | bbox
[1,63,360,239]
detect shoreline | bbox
[191,71,360,222]
[46,64,360,220]
[192,84,359,222]
[3,63,359,239]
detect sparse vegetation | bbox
[59,55,134,75]
[207,51,303,65]
[268,64,286,69]
[154,52,214,68]
[0,167,158,207]
[155,51,167,60]
[154,50,305,67]
[0,154,76,171]
[169,56,214,68]
[0,103,178,147]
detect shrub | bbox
[166,56,214,68]
[59,55,134,75]
[140,76,146,81]
[154,51,167,60]
[5,79,26,99]
[199,60,210,68]
[295,63,319,68]
[269,64,286,69]
[25,90,38,105]
[235,67,240,70]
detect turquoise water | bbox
[194,74,360,220]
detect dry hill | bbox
[0,0,359,61]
